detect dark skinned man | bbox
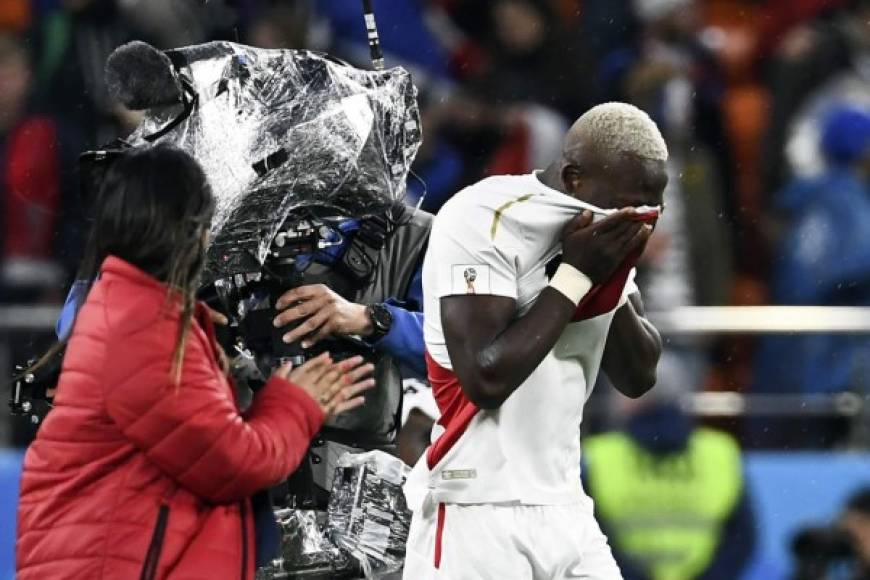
[403,102,668,580]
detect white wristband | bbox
[548,263,593,305]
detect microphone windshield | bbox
[106,41,183,110]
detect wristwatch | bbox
[366,303,393,342]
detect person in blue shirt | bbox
[751,104,870,448]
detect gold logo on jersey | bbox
[464,267,477,294]
[442,469,477,480]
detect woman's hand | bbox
[204,304,229,326]
[273,353,375,419]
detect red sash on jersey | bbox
[425,352,480,470]
[425,353,479,569]
[571,209,657,321]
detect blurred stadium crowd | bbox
[1,1,870,577]
[3,0,870,448]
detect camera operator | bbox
[269,204,429,390]
[16,145,374,580]
[259,201,433,509]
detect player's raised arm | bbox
[602,290,663,398]
[443,209,652,409]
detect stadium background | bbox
[1,0,869,577]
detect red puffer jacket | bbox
[17,256,324,579]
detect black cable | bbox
[142,77,198,143]
[405,167,428,219]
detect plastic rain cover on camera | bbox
[126,42,422,283]
[255,508,352,579]
[326,450,412,577]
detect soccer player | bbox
[403,102,668,579]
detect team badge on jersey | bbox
[452,264,490,295]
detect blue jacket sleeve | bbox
[371,263,427,376]
[375,305,426,376]
[56,280,90,340]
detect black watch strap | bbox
[366,303,393,342]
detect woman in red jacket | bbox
[16,145,374,579]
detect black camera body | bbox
[9,347,63,424]
[201,206,413,514]
[202,208,386,385]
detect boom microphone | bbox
[361,0,385,70]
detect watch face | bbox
[370,303,392,332]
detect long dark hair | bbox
[39,145,215,382]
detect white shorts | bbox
[402,501,623,580]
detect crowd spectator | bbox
[115,0,234,51]
[247,1,312,50]
[752,104,870,448]
[463,0,597,119]
[28,0,134,146]
[762,0,870,195]
[0,31,63,304]
[0,0,29,31]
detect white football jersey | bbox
[405,172,638,510]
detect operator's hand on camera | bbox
[273,284,373,348]
[273,353,375,418]
[562,209,653,284]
